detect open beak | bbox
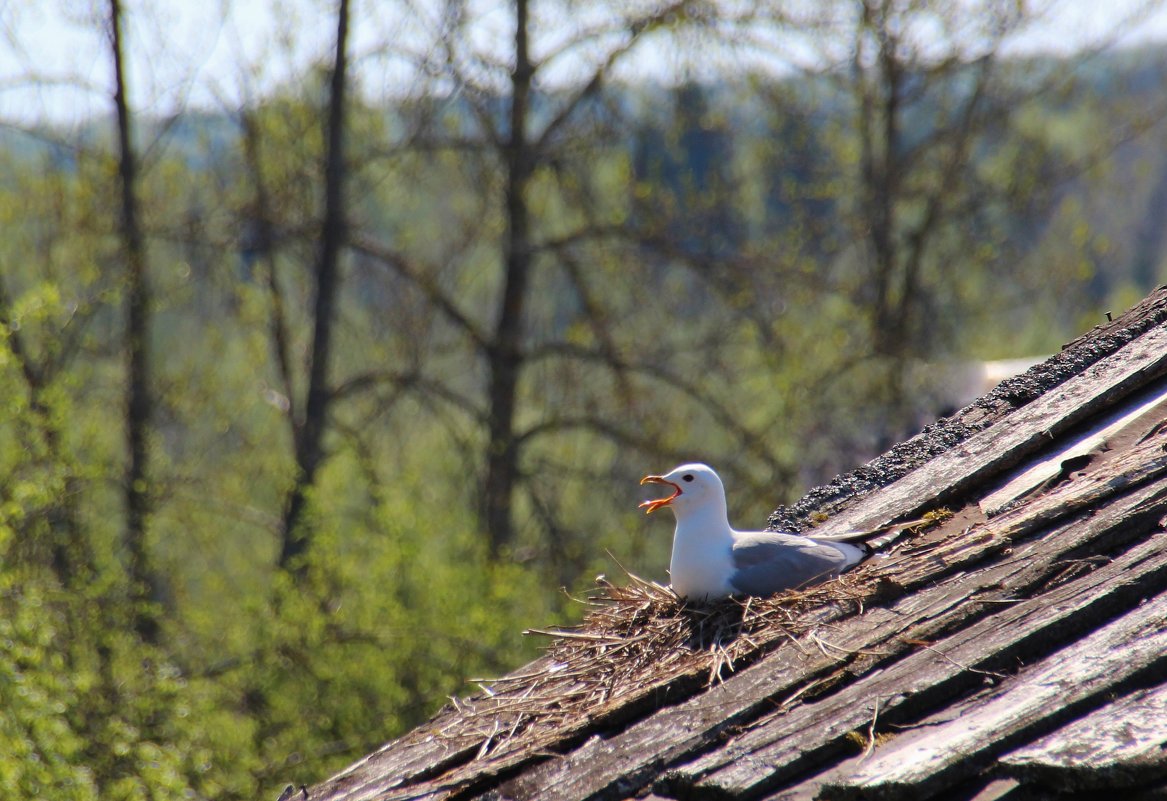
[639,475,681,514]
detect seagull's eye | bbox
[682,474,694,482]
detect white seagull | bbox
[640,463,870,600]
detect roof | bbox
[303,285,1167,801]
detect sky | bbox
[1,0,1165,127]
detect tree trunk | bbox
[278,0,350,580]
[859,0,903,360]
[110,0,160,644]
[483,0,534,556]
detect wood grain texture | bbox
[979,382,1167,515]
[1000,681,1167,791]
[822,588,1167,800]
[672,524,1167,800]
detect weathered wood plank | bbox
[772,763,1031,801]
[810,324,1167,539]
[980,382,1167,516]
[1000,681,1167,791]
[480,480,1167,801]
[667,525,1167,800]
[1060,286,1167,353]
[883,425,1167,590]
[821,589,1167,800]
[309,656,565,801]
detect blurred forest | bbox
[2,0,1167,798]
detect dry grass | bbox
[420,513,951,768]
[434,569,884,763]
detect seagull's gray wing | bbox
[729,532,851,597]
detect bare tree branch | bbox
[239,107,299,425]
[349,236,491,350]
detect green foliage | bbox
[0,586,95,801]
[1,29,1164,801]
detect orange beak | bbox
[639,475,681,514]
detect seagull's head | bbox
[639,463,725,517]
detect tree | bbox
[277,0,352,581]
[719,0,1167,467]
[109,0,162,643]
[843,0,1021,363]
[348,0,796,566]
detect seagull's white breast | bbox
[669,514,736,600]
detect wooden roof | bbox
[304,286,1167,801]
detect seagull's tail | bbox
[824,517,933,553]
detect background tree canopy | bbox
[2,0,1166,797]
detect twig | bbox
[967,596,1022,604]
[860,696,882,761]
[475,720,502,760]
[906,640,1008,679]
[525,628,629,641]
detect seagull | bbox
[640,463,871,600]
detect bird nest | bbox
[434,568,884,764]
